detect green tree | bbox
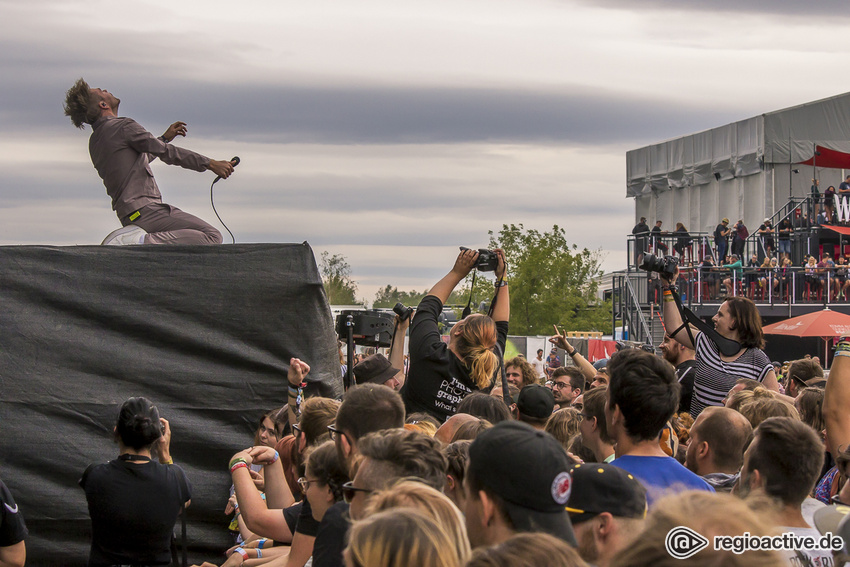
[320,251,362,305]
[373,286,428,308]
[488,224,611,335]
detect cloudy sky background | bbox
[3,0,850,302]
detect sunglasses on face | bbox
[341,481,373,504]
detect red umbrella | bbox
[762,308,850,366]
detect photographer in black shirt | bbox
[401,248,509,422]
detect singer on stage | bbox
[63,78,236,245]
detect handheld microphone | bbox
[212,156,240,184]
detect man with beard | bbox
[684,407,753,492]
[738,417,831,566]
[63,78,236,244]
[658,334,696,414]
[566,463,646,567]
[550,367,584,410]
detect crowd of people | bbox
[634,214,850,303]
[3,249,850,567]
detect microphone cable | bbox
[210,156,240,244]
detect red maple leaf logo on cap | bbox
[551,472,572,504]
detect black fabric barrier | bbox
[0,243,342,566]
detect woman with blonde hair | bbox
[345,508,466,567]
[545,407,582,451]
[465,532,585,567]
[365,480,471,561]
[403,248,509,422]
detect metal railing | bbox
[612,272,655,344]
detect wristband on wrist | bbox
[235,547,249,561]
[230,462,249,474]
[256,549,262,559]
[836,350,850,358]
[229,457,248,469]
[267,451,280,464]
[567,349,577,357]
[495,280,508,288]
[257,538,268,549]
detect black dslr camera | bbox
[393,302,414,322]
[460,247,499,272]
[639,253,678,279]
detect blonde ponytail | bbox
[453,314,499,390]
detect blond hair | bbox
[465,533,585,567]
[453,314,499,389]
[738,397,799,429]
[609,492,783,567]
[346,508,464,567]
[365,480,471,561]
[544,408,582,451]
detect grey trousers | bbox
[121,202,222,244]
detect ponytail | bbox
[453,314,500,390]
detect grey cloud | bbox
[575,0,849,16]
[1,39,741,147]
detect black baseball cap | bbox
[352,354,399,386]
[517,385,555,419]
[566,463,647,524]
[468,421,576,545]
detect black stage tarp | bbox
[0,243,342,566]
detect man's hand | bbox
[162,121,188,143]
[209,159,235,179]
[549,325,571,352]
[288,358,310,386]
[660,264,679,285]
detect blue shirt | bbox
[612,455,714,506]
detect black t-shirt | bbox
[676,360,697,414]
[714,224,727,244]
[283,501,302,534]
[778,219,793,240]
[295,496,321,537]
[312,502,350,567]
[401,295,509,422]
[0,479,27,547]
[758,224,774,246]
[79,458,191,567]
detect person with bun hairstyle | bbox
[80,397,191,567]
[402,248,509,422]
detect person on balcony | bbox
[731,220,748,258]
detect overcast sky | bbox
[3,0,850,303]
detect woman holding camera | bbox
[80,397,191,567]
[401,248,509,422]
[660,268,779,417]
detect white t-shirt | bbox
[780,526,835,567]
[531,357,546,379]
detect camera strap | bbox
[668,288,742,357]
[462,271,477,319]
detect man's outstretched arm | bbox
[124,118,234,178]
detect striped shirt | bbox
[690,332,772,417]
